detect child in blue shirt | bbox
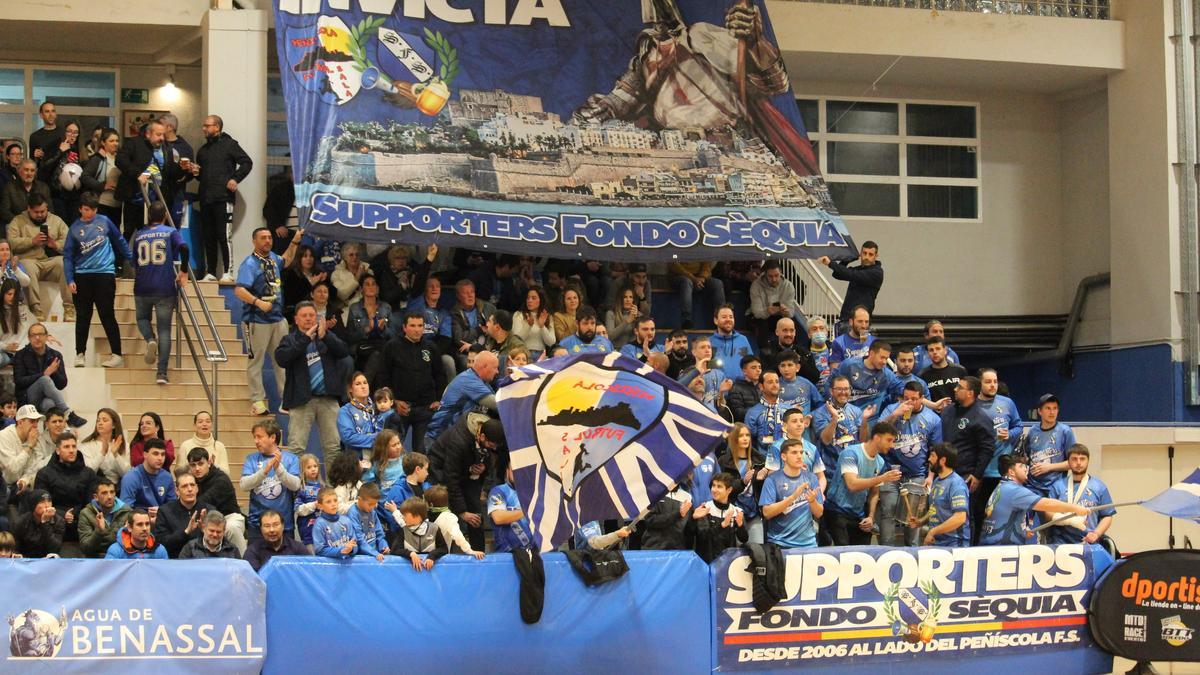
[383,452,430,531]
[312,487,358,559]
[347,482,389,561]
[292,453,323,549]
[64,193,133,368]
[488,466,534,552]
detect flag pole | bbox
[1031,501,1144,533]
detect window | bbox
[267,74,290,176]
[796,97,980,220]
[0,65,117,152]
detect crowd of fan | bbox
[0,102,1113,565]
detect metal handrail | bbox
[140,179,230,436]
[783,258,844,339]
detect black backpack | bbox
[744,542,786,612]
[565,548,630,586]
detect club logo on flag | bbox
[883,581,941,644]
[534,362,666,499]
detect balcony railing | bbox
[781,0,1111,20]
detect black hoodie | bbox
[35,452,97,514]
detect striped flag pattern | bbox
[1141,468,1200,523]
[498,352,731,552]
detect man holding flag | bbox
[1045,444,1115,545]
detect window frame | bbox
[0,64,119,146]
[267,72,290,175]
[799,95,981,222]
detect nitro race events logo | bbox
[7,605,262,661]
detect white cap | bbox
[15,404,44,421]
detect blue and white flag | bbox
[498,352,731,551]
[1141,468,1200,523]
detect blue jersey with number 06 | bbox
[133,224,185,297]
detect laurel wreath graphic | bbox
[422,28,460,86]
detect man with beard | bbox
[873,381,941,546]
[980,454,1087,546]
[115,119,173,241]
[912,320,961,373]
[1,159,52,227]
[892,346,929,397]
[812,375,864,476]
[1046,444,1115,545]
[664,330,694,380]
[818,241,883,323]
[940,377,995,514]
[761,317,818,383]
[6,193,68,323]
[829,306,874,372]
[559,307,613,354]
[918,337,967,404]
[975,368,1022,545]
[191,115,252,282]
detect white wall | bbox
[793,79,1071,316]
[118,65,204,147]
[1058,88,1113,347]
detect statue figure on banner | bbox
[572,0,819,177]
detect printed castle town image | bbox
[308,88,836,210]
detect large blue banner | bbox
[710,544,1114,674]
[0,559,266,674]
[272,0,854,261]
[259,552,710,673]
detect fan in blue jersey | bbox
[618,315,663,363]
[915,443,971,547]
[776,351,824,415]
[64,192,134,369]
[760,439,824,548]
[812,375,864,473]
[911,320,961,374]
[132,203,188,384]
[559,307,613,354]
[824,422,902,546]
[873,381,942,546]
[744,372,786,451]
[709,304,755,383]
[980,454,1089,546]
[976,368,1023,543]
[767,409,826,493]
[488,466,534,552]
[828,306,874,370]
[1018,394,1075,496]
[239,419,302,538]
[830,340,900,413]
[425,351,500,443]
[677,336,730,410]
[1046,444,1115,545]
[891,347,930,399]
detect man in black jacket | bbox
[115,119,172,241]
[726,355,762,423]
[12,323,85,427]
[34,431,96,534]
[940,376,995,510]
[428,412,506,551]
[153,468,214,558]
[191,115,252,281]
[818,241,884,323]
[275,301,348,460]
[379,312,447,455]
[188,446,246,554]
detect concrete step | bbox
[114,278,226,301]
[109,381,249,399]
[105,367,248,386]
[89,319,241,342]
[96,305,236,327]
[113,396,257,416]
[91,337,247,365]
